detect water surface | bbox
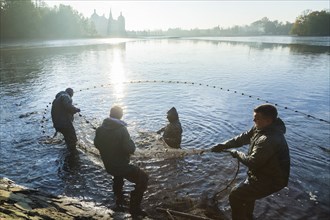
[1,36,329,219]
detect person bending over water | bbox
[94,106,148,217]
[51,88,80,150]
[157,107,183,149]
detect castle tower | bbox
[91,9,126,37]
[107,9,113,36]
[118,12,126,35]
[90,9,108,36]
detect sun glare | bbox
[109,48,126,101]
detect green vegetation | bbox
[0,0,96,39]
[291,10,330,36]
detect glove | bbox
[211,144,227,152]
[76,108,81,113]
[230,150,239,158]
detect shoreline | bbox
[0,177,119,219]
[1,36,329,50]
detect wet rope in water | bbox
[73,80,329,124]
[212,151,240,202]
[40,79,329,136]
[207,150,240,214]
[40,103,97,138]
[40,102,53,138]
[78,113,97,130]
[40,79,329,152]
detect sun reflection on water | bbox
[109,46,126,102]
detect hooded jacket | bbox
[163,120,182,149]
[160,107,183,148]
[224,118,290,189]
[94,117,135,175]
[51,91,79,129]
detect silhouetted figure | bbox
[94,106,148,217]
[157,107,182,149]
[51,88,80,150]
[212,104,290,220]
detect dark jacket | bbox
[162,120,182,148]
[224,118,290,189]
[94,117,136,175]
[51,91,79,129]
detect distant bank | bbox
[0,0,329,40]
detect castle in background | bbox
[90,9,126,37]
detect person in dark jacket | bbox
[94,106,148,217]
[51,88,80,150]
[211,104,290,220]
[157,107,182,148]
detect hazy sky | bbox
[45,1,329,31]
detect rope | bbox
[73,80,329,124]
[156,207,213,220]
[78,113,97,130]
[212,150,240,209]
[40,103,98,138]
[40,80,329,136]
[40,102,52,138]
[212,153,240,203]
[165,209,175,220]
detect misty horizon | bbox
[44,1,329,31]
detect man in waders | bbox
[51,88,80,150]
[94,106,148,217]
[157,107,183,148]
[211,104,290,220]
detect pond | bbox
[0,36,329,219]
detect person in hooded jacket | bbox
[94,106,148,217]
[157,107,183,148]
[51,88,80,150]
[211,104,290,220]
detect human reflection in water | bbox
[57,147,85,197]
[157,107,183,149]
[61,148,80,173]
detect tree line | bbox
[157,17,293,37]
[133,11,329,37]
[0,0,329,40]
[290,10,330,36]
[0,0,96,39]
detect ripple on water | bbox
[1,39,329,219]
